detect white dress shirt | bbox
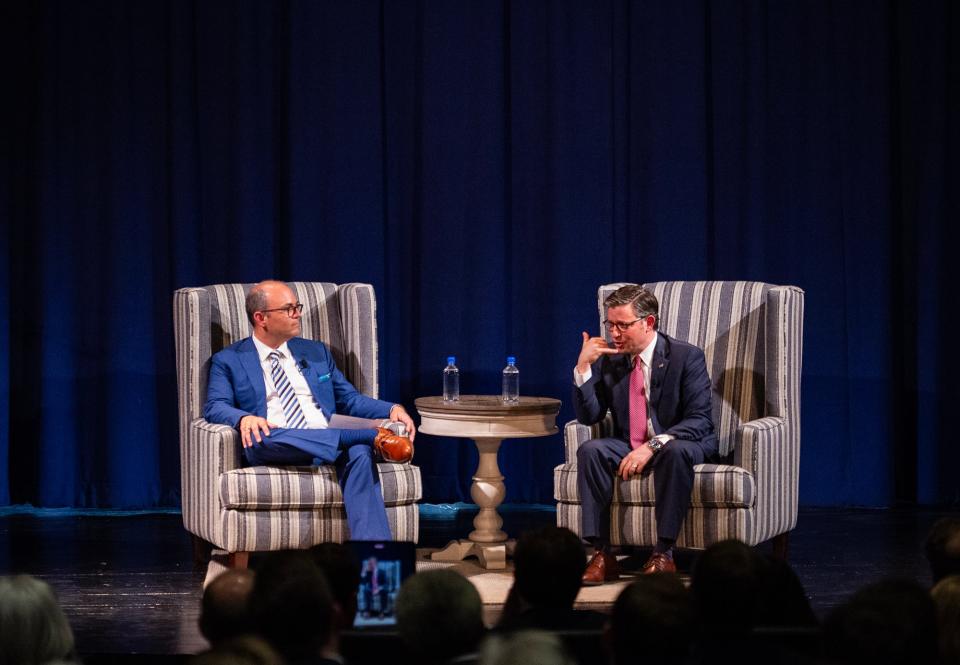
[252,336,329,429]
[574,332,672,444]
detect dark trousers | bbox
[577,436,711,545]
[243,428,392,541]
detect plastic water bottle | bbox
[443,357,460,402]
[502,356,519,404]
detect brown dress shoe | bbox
[582,550,621,586]
[641,552,677,574]
[374,427,414,463]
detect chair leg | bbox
[227,551,250,569]
[771,532,790,562]
[191,534,213,570]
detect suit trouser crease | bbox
[577,436,706,544]
[242,427,392,541]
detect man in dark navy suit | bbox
[203,280,416,541]
[573,284,717,584]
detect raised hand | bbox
[576,331,618,374]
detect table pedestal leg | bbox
[431,437,511,569]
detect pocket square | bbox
[318,372,331,383]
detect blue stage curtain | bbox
[2,0,958,508]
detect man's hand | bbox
[576,331,618,375]
[389,404,417,442]
[617,445,654,481]
[238,415,279,448]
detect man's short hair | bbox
[511,526,586,611]
[199,568,256,646]
[190,635,285,665]
[309,542,361,630]
[0,575,75,665]
[480,630,576,665]
[690,539,766,635]
[248,551,335,662]
[603,284,660,329]
[931,574,960,665]
[823,578,938,665]
[395,569,485,664]
[924,516,960,584]
[610,575,695,665]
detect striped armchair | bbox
[174,283,421,565]
[554,281,803,556]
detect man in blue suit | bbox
[574,285,717,584]
[203,280,416,541]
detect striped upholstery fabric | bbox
[220,463,422,509]
[174,282,422,553]
[554,281,803,549]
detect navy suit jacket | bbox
[203,336,394,431]
[572,332,717,454]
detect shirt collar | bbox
[252,335,291,363]
[636,331,659,369]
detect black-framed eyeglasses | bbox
[603,316,649,332]
[260,302,304,318]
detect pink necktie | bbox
[630,357,648,450]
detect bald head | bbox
[200,569,256,646]
[245,281,290,325]
[246,280,302,347]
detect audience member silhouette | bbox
[190,635,285,665]
[198,568,256,647]
[759,555,818,628]
[607,574,696,665]
[395,569,485,665]
[248,550,338,665]
[925,516,960,585]
[0,574,76,665]
[497,526,604,631]
[823,578,938,665]
[309,542,362,631]
[931,575,960,665]
[691,539,816,634]
[480,630,576,665]
[690,539,769,636]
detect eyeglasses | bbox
[603,316,649,332]
[260,303,304,318]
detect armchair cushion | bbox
[554,463,755,509]
[220,463,423,510]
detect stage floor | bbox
[0,505,951,656]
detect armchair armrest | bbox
[732,416,787,476]
[180,418,243,547]
[733,415,800,539]
[562,413,615,462]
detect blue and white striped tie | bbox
[269,351,307,429]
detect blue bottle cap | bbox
[507,356,516,364]
[447,356,456,365]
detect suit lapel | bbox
[649,334,670,428]
[239,338,268,416]
[288,338,332,419]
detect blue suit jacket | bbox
[572,333,717,454]
[203,337,394,429]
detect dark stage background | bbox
[2,0,958,510]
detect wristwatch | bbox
[647,438,667,454]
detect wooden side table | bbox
[414,395,561,569]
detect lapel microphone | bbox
[298,358,309,374]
